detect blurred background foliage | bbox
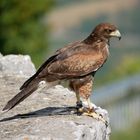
[0,0,140,139]
[111,121,140,140]
[0,0,54,67]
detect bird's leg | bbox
[69,80,83,110]
[75,76,107,124]
[69,76,107,124]
[87,98,95,111]
[74,92,84,116]
[75,92,83,109]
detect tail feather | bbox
[2,79,39,112]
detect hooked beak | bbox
[110,30,121,40]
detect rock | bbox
[0,53,3,58]
[0,54,36,76]
[0,54,111,140]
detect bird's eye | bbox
[105,29,112,33]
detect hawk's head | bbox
[93,23,121,40]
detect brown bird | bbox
[3,23,121,123]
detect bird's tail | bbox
[2,79,40,112]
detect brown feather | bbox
[3,79,40,111]
[3,23,120,111]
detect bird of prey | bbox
[3,23,121,123]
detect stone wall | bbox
[0,54,110,140]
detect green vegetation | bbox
[111,121,140,140]
[0,0,54,67]
[112,55,140,76]
[107,55,140,79]
[96,55,140,86]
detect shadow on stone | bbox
[0,106,77,122]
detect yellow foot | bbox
[78,107,108,126]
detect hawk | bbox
[3,23,121,124]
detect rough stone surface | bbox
[0,54,36,76]
[0,54,111,140]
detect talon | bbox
[88,107,94,113]
[78,107,84,112]
[76,101,107,126]
[76,101,83,109]
[76,107,84,115]
[81,109,107,125]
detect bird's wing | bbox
[47,52,104,79]
[20,41,81,89]
[21,41,106,89]
[39,41,106,79]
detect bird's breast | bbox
[102,44,110,60]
